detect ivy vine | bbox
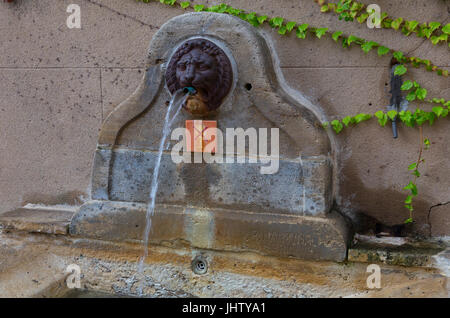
[316,0,450,47]
[138,0,449,225]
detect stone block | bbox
[70,200,350,262]
[91,149,332,216]
[0,207,76,235]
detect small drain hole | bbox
[192,256,208,275]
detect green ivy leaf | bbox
[406,91,416,101]
[442,23,450,35]
[377,46,390,56]
[225,7,241,16]
[431,98,445,105]
[257,15,268,24]
[415,87,427,100]
[401,80,413,91]
[285,21,297,32]
[269,17,284,28]
[361,41,378,54]
[297,23,308,32]
[350,2,363,12]
[278,26,287,35]
[353,113,372,124]
[314,28,328,39]
[331,120,344,134]
[408,163,417,170]
[216,4,229,13]
[239,12,248,20]
[296,24,309,39]
[341,38,350,48]
[404,218,413,224]
[391,17,403,30]
[431,34,448,45]
[399,111,415,127]
[419,27,433,39]
[320,5,329,12]
[342,116,354,127]
[413,109,425,126]
[387,110,398,121]
[428,22,441,32]
[180,1,190,9]
[194,4,205,12]
[402,20,419,36]
[393,51,405,63]
[394,64,407,76]
[404,195,413,204]
[382,18,392,29]
[375,111,388,127]
[332,31,343,42]
[357,13,369,24]
[161,0,176,5]
[404,181,418,196]
[405,20,419,32]
[246,14,262,27]
[347,35,360,45]
[427,112,437,125]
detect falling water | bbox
[136,89,187,294]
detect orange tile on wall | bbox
[186,120,217,153]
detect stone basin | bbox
[0,207,448,298]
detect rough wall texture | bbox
[0,0,449,236]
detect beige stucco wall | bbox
[0,0,449,236]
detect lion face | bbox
[176,48,219,96]
[166,39,233,114]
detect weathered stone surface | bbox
[70,200,349,262]
[0,207,76,235]
[91,149,331,216]
[85,0,450,67]
[0,69,101,214]
[429,204,450,237]
[284,66,450,233]
[1,231,447,298]
[0,0,158,68]
[348,235,446,267]
[101,68,146,119]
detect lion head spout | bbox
[166,39,233,115]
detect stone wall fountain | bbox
[69,12,350,262]
[3,10,448,299]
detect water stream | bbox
[136,89,188,295]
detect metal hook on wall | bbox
[387,64,409,139]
